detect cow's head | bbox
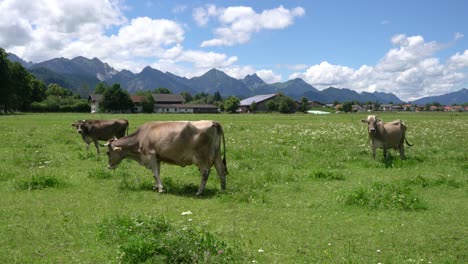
[361,115,380,134]
[73,120,88,134]
[105,138,124,169]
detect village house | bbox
[88,93,218,114]
[154,104,218,113]
[308,101,326,108]
[352,104,364,112]
[153,94,218,113]
[131,95,145,113]
[239,94,277,113]
[88,94,103,113]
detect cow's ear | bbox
[361,119,367,124]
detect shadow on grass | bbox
[118,176,218,198]
[383,154,425,168]
[163,178,218,198]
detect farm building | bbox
[239,94,278,112]
[308,101,326,108]
[130,95,145,113]
[152,94,185,105]
[88,94,103,113]
[154,104,218,113]
[153,94,218,113]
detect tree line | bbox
[1,47,303,114]
[0,48,89,113]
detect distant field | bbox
[0,112,467,263]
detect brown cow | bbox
[361,115,413,160]
[105,120,227,196]
[72,119,129,154]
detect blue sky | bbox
[1,0,467,101]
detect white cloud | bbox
[197,5,305,47]
[291,35,468,101]
[454,32,464,40]
[1,0,125,62]
[1,0,239,76]
[448,50,468,68]
[256,70,282,83]
[193,4,219,26]
[223,66,256,80]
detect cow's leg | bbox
[196,167,211,196]
[149,156,164,193]
[399,143,406,159]
[214,156,226,190]
[383,146,388,160]
[371,146,377,159]
[93,140,100,154]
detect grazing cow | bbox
[72,119,129,154]
[361,115,413,160]
[105,121,227,196]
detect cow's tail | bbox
[405,137,413,147]
[214,121,228,174]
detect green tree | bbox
[424,103,431,111]
[47,83,72,97]
[342,101,353,112]
[153,87,171,94]
[299,97,309,112]
[276,95,295,113]
[213,91,223,102]
[94,82,107,94]
[250,101,257,112]
[266,100,277,111]
[9,62,33,111]
[180,91,193,102]
[0,48,11,112]
[223,96,240,113]
[101,83,133,112]
[134,90,154,113]
[31,79,47,102]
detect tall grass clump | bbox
[401,175,464,189]
[98,215,246,263]
[344,182,427,210]
[87,168,115,180]
[312,170,345,181]
[15,173,64,190]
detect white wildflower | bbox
[181,211,193,216]
[258,249,264,253]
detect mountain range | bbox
[7,53,468,105]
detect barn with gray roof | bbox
[239,94,278,112]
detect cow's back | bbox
[88,119,128,140]
[381,120,405,147]
[138,121,220,165]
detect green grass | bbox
[0,112,467,263]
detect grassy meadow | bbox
[0,112,467,263]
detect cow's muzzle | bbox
[369,128,376,133]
